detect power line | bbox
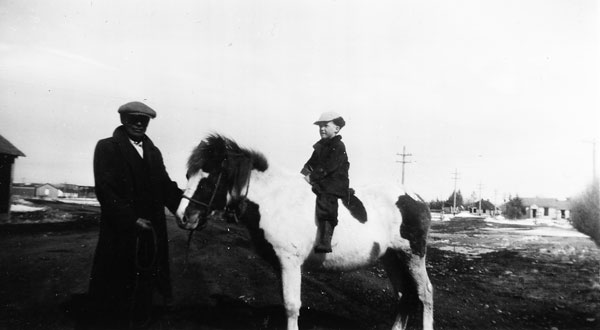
[396,146,412,185]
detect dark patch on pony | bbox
[369,242,381,261]
[237,200,280,271]
[396,193,431,257]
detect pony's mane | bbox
[187,133,269,175]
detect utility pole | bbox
[477,182,484,215]
[396,146,412,186]
[451,169,460,215]
[494,189,498,217]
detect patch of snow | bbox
[518,227,586,238]
[453,211,487,219]
[58,198,99,206]
[13,198,36,206]
[482,217,587,237]
[437,245,496,255]
[10,204,46,212]
[486,217,569,227]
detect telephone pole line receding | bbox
[451,169,460,215]
[396,146,412,185]
[477,182,485,215]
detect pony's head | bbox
[175,134,268,230]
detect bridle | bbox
[181,171,223,271]
[180,167,251,223]
[181,171,224,213]
[180,157,254,271]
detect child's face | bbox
[318,121,340,139]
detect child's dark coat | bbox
[301,135,349,198]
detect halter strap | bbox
[181,172,223,210]
[181,195,208,207]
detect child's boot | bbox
[314,220,335,253]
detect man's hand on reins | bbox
[136,218,153,230]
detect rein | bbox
[181,172,224,216]
[180,195,208,208]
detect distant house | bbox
[11,183,36,198]
[520,197,571,220]
[55,183,96,199]
[0,135,26,221]
[468,199,497,216]
[13,183,96,199]
[55,183,79,198]
[35,183,63,199]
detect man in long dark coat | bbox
[88,101,182,326]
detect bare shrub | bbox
[503,196,526,219]
[570,180,600,247]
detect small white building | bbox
[35,183,63,199]
[520,197,571,220]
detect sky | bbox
[0,0,598,203]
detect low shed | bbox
[0,135,25,221]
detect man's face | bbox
[318,121,340,139]
[121,114,150,141]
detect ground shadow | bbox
[63,293,361,330]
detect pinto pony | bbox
[175,134,434,330]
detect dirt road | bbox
[0,200,598,329]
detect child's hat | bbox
[313,111,345,128]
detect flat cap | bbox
[118,101,157,118]
[313,111,344,127]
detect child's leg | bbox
[314,194,338,253]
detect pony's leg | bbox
[280,261,302,330]
[408,254,434,330]
[382,249,434,330]
[382,250,412,330]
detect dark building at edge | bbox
[0,134,25,221]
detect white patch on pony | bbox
[246,168,317,256]
[176,170,208,220]
[245,167,410,271]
